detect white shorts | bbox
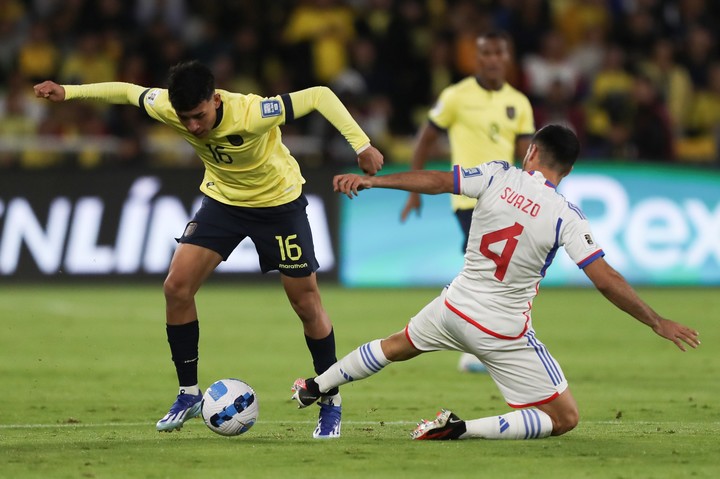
[406,288,568,408]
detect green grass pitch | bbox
[1,283,718,479]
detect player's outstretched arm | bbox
[288,86,383,174]
[334,170,454,199]
[34,81,66,102]
[34,81,145,106]
[583,257,700,351]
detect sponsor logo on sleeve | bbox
[146,89,160,105]
[260,100,282,117]
[461,167,483,177]
[581,233,596,250]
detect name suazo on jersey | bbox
[445,161,604,340]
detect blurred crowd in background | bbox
[1,0,720,169]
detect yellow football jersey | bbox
[429,77,534,210]
[64,82,370,207]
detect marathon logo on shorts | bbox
[260,100,282,118]
[279,263,308,270]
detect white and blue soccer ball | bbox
[201,378,258,436]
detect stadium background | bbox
[1,0,719,286]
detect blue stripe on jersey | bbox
[525,331,563,386]
[567,202,586,219]
[489,160,511,170]
[360,343,382,372]
[488,175,494,187]
[540,218,563,277]
[280,93,294,122]
[577,249,605,268]
[453,165,461,194]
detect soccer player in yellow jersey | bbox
[400,30,535,374]
[34,60,384,439]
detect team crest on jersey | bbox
[260,100,282,117]
[506,106,516,119]
[226,134,244,146]
[461,167,483,177]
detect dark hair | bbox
[477,29,511,44]
[167,60,215,112]
[532,124,580,174]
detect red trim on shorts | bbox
[507,391,560,409]
[444,299,530,340]
[404,324,417,349]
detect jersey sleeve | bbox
[284,86,370,151]
[63,82,146,106]
[453,161,511,199]
[137,88,178,124]
[428,86,455,130]
[560,205,605,268]
[237,93,290,135]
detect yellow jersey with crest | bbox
[429,77,534,210]
[63,82,370,207]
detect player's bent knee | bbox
[552,409,579,436]
[163,277,195,304]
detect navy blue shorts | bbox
[177,194,319,277]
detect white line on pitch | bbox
[0,420,415,429]
[2,420,715,430]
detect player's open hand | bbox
[357,145,384,176]
[400,193,422,222]
[652,318,700,352]
[33,81,66,102]
[333,174,372,199]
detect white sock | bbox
[463,409,553,439]
[179,385,200,396]
[315,340,390,393]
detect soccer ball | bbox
[201,378,258,436]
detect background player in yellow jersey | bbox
[34,61,384,439]
[400,30,535,373]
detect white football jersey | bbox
[445,161,604,339]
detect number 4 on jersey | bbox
[479,223,524,281]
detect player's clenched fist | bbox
[333,174,372,198]
[33,81,66,102]
[357,145,384,176]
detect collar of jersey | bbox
[475,77,505,92]
[528,170,557,189]
[213,100,224,129]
